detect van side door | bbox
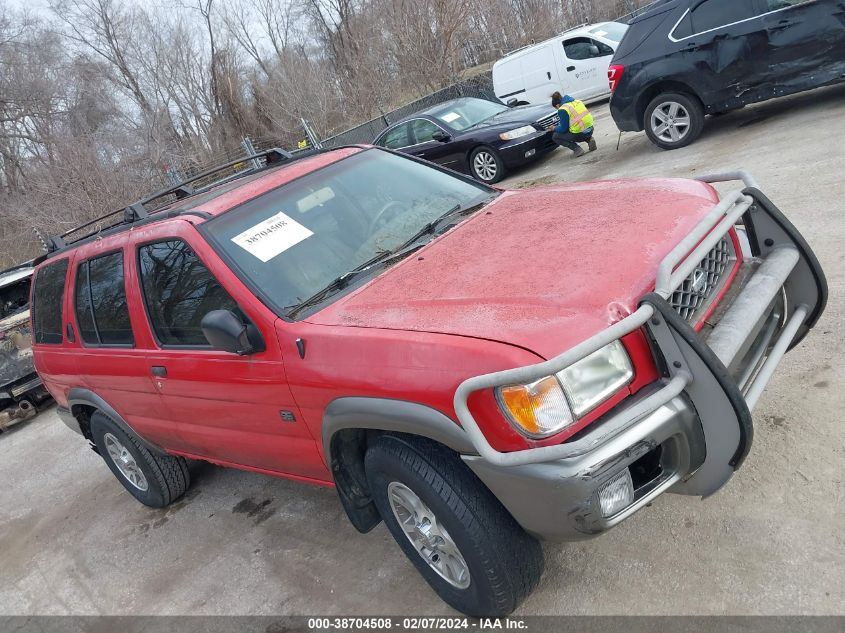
[519,44,561,104]
[129,219,330,482]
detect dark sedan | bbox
[373,97,560,183]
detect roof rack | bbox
[46,147,295,253]
[500,23,591,58]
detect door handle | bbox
[680,42,697,52]
[771,19,796,30]
[566,65,576,72]
[151,366,167,377]
[547,71,552,80]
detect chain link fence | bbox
[315,72,496,148]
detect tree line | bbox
[0,0,647,266]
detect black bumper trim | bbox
[640,293,754,470]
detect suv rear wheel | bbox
[90,410,190,508]
[644,92,704,149]
[365,435,543,616]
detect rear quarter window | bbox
[32,259,69,345]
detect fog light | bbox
[598,469,634,517]
[524,148,536,158]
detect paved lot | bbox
[2,85,844,616]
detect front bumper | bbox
[498,131,557,168]
[454,172,827,541]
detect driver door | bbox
[126,220,330,482]
[560,37,615,100]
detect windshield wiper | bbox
[285,242,429,319]
[285,197,495,319]
[386,197,493,256]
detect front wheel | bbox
[365,435,543,616]
[469,146,505,184]
[644,92,704,149]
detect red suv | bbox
[31,146,826,616]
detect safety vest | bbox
[559,100,594,133]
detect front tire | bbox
[90,411,189,508]
[644,92,704,149]
[469,146,505,184]
[365,435,543,616]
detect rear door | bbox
[760,0,845,88]
[560,36,616,100]
[376,122,412,152]
[669,0,770,107]
[129,221,329,481]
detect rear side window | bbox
[410,119,442,144]
[138,239,239,347]
[32,259,69,345]
[563,37,614,60]
[684,0,759,35]
[379,123,412,149]
[74,252,134,346]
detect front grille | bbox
[670,236,735,323]
[534,113,559,130]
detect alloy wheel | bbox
[650,101,691,144]
[472,151,498,181]
[103,432,149,491]
[387,481,471,589]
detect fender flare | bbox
[66,387,167,456]
[322,397,475,533]
[322,397,474,456]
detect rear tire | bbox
[365,435,543,616]
[469,146,505,184]
[644,92,704,149]
[90,411,189,508]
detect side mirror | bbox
[589,45,601,56]
[201,309,256,355]
[432,131,451,143]
[506,98,519,108]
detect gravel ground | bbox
[1,84,843,616]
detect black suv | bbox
[608,0,845,149]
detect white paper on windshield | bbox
[231,211,314,262]
[441,112,461,123]
[592,30,607,37]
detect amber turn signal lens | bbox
[498,376,574,438]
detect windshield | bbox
[429,99,509,131]
[204,149,494,318]
[589,22,628,42]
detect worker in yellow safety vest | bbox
[548,91,597,157]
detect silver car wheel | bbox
[651,101,691,144]
[387,481,471,589]
[472,151,498,181]
[104,432,149,491]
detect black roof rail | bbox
[46,146,296,254]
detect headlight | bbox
[496,341,634,439]
[499,125,536,141]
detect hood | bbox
[309,179,720,359]
[469,103,556,130]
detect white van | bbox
[492,22,629,107]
